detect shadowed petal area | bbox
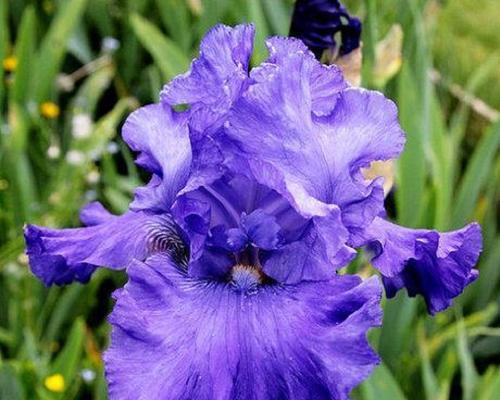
[122,103,192,212]
[262,214,355,284]
[105,254,382,400]
[24,209,186,286]
[357,217,482,314]
[227,49,405,238]
[171,173,352,282]
[161,24,254,137]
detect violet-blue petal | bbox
[227,50,404,237]
[105,254,382,400]
[171,194,234,278]
[208,225,243,252]
[359,217,482,314]
[122,103,192,212]
[262,213,355,284]
[241,209,283,250]
[265,36,348,116]
[24,210,184,286]
[161,24,254,136]
[79,201,116,226]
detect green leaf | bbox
[473,238,500,310]
[11,5,36,104]
[33,0,89,103]
[395,63,426,227]
[247,0,270,65]
[261,0,290,36]
[45,318,86,398]
[359,362,407,400]
[0,364,25,400]
[43,285,85,344]
[477,367,500,400]
[452,121,500,227]
[195,0,231,40]
[71,63,115,116]
[457,317,479,400]
[378,291,417,371]
[155,0,191,51]
[0,0,9,110]
[130,13,189,82]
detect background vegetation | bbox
[0,0,498,399]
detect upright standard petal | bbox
[105,254,382,400]
[122,103,192,212]
[265,36,348,116]
[24,209,186,286]
[358,217,482,314]
[227,49,404,237]
[161,24,254,136]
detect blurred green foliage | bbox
[0,0,498,399]
[434,0,500,110]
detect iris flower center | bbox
[229,264,267,293]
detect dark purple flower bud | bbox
[289,0,362,58]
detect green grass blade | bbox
[45,318,86,399]
[11,5,36,104]
[0,0,10,110]
[155,0,192,51]
[452,121,500,228]
[359,362,407,400]
[33,0,89,103]
[0,364,25,400]
[130,13,189,83]
[261,0,289,36]
[395,63,426,227]
[457,318,479,400]
[472,238,500,311]
[247,0,270,65]
[195,0,231,41]
[377,292,418,371]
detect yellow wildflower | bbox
[2,56,18,72]
[44,373,65,393]
[40,102,60,119]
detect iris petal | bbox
[356,217,482,314]
[105,254,382,400]
[24,209,185,286]
[227,48,403,247]
[123,103,192,212]
[161,24,254,137]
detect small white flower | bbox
[86,170,100,184]
[66,150,86,165]
[107,141,119,154]
[102,37,120,53]
[80,369,96,383]
[47,145,61,159]
[72,114,93,139]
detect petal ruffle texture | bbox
[359,217,482,314]
[105,254,382,400]
[24,206,185,286]
[227,44,405,239]
[265,37,348,116]
[122,103,192,212]
[161,24,254,137]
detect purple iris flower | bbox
[289,0,362,58]
[24,24,481,399]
